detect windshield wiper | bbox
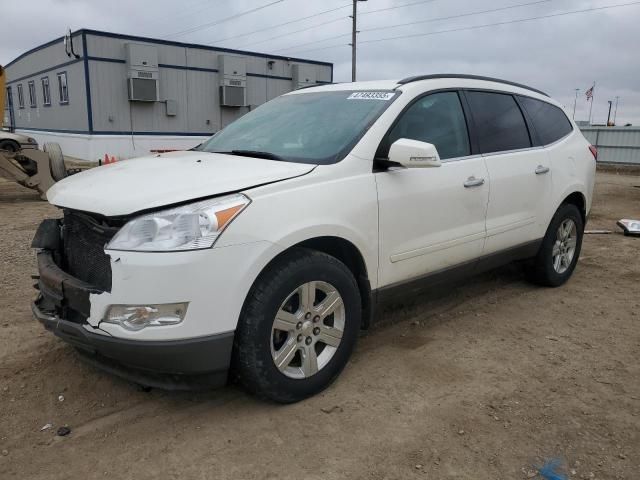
[228,150,286,161]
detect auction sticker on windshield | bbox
[347,92,395,100]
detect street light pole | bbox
[606,100,613,126]
[572,88,579,120]
[613,96,619,125]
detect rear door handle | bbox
[535,165,550,175]
[464,176,485,188]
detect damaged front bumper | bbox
[31,219,233,390]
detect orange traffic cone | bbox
[103,153,110,165]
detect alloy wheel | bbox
[552,218,577,274]
[270,281,345,379]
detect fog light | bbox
[103,303,188,331]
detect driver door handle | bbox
[535,165,550,175]
[464,176,485,188]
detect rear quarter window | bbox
[518,96,573,145]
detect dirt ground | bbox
[0,171,638,480]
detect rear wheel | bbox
[43,142,67,181]
[527,203,584,287]
[233,249,361,403]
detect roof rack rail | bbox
[295,82,338,90]
[396,74,548,97]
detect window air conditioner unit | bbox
[128,74,159,102]
[220,84,246,107]
[125,43,159,102]
[219,55,247,107]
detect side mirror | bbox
[388,138,441,168]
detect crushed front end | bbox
[31,210,234,390]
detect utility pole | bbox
[613,96,619,125]
[350,0,367,82]
[572,88,579,120]
[607,100,613,126]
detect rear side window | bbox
[379,91,470,160]
[518,96,573,145]
[466,91,531,154]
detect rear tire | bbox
[527,203,584,287]
[43,142,67,181]
[232,248,361,403]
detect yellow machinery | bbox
[0,63,64,199]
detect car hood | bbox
[46,151,315,216]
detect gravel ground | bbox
[0,170,638,480]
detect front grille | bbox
[62,210,120,292]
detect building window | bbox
[41,77,51,106]
[57,72,69,104]
[17,84,24,109]
[28,80,37,108]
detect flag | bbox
[585,85,594,100]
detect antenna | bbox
[64,28,80,59]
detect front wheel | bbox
[527,203,584,287]
[232,249,361,403]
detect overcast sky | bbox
[2,0,639,124]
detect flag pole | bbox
[588,81,595,125]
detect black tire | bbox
[43,142,67,181]
[232,248,361,403]
[0,140,19,152]
[527,203,584,287]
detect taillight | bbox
[588,145,598,160]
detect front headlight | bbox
[27,137,37,144]
[106,193,250,252]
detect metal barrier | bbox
[580,126,640,165]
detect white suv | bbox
[32,75,596,402]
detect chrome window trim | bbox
[439,153,482,164]
[480,145,546,158]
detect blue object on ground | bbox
[538,458,567,480]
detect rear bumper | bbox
[32,297,234,390]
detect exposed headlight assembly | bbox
[106,193,250,252]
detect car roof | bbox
[287,74,551,103]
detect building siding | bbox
[5,33,89,133]
[4,29,333,139]
[580,127,640,165]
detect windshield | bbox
[200,90,398,164]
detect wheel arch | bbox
[560,190,587,225]
[252,236,374,330]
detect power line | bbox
[168,0,285,39]
[278,0,552,54]
[283,1,640,55]
[360,1,640,44]
[232,0,440,50]
[363,0,552,33]
[211,3,352,45]
[359,0,437,16]
[144,0,224,32]
[236,15,350,49]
